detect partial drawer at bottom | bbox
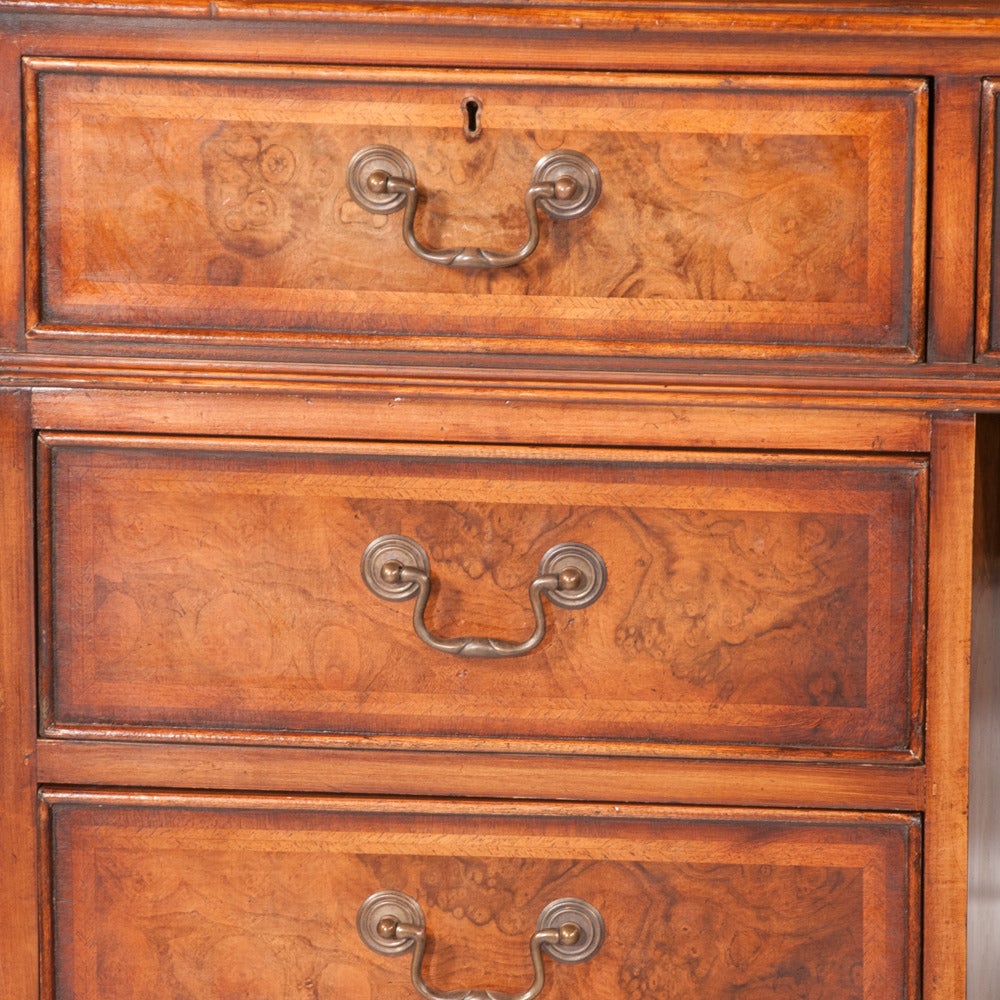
[42,792,920,999]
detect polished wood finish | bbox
[40,434,924,756]
[921,416,977,999]
[927,76,981,363]
[0,393,40,1000]
[45,792,920,1000]
[26,60,926,360]
[980,81,1000,364]
[1,3,999,999]
[34,740,927,809]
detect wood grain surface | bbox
[0,393,40,1000]
[26,61,926,359]
[980,80,1000,363]
[0,4,996,998]
[44,792,920,1000]
[40,433,925,756]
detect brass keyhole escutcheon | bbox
[462,95,483,139]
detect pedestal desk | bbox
[1,2,999,997]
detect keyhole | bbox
[462,96,482,140]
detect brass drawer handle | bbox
[346,144,601,270]
[361,535,606,659]
[357,890,605,1000]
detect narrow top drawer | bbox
[25,60,927,364]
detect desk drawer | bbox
[44,792,920,999]
[40,434,925,759]
[26,60,926,362]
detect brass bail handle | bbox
[360,535,607,659]
[346,145,601,270]
[357,890,605,1000]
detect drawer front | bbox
[26,60,926,361]
[40,434,926,758]
[45,793,920,999]
[980,78,1000,363]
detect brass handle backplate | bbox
[361,535,607,659]
[346,145,601,269]
[357,890,605,1000]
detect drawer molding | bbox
[23,59,928,362]
[41,791,921,999]
[38,433,926,759]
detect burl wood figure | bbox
[0,4,998,1000]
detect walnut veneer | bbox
[1,3,999,999]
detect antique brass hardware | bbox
[357,890,605,1000]
[360,535,607,658]
[346,144,601,269]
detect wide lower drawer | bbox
[25,59,926,362]
[43,792,920,999]
[39,433,926,759]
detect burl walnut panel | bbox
[45,793,919,1000]
[26,60,926,359]
[40,435,926,757]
